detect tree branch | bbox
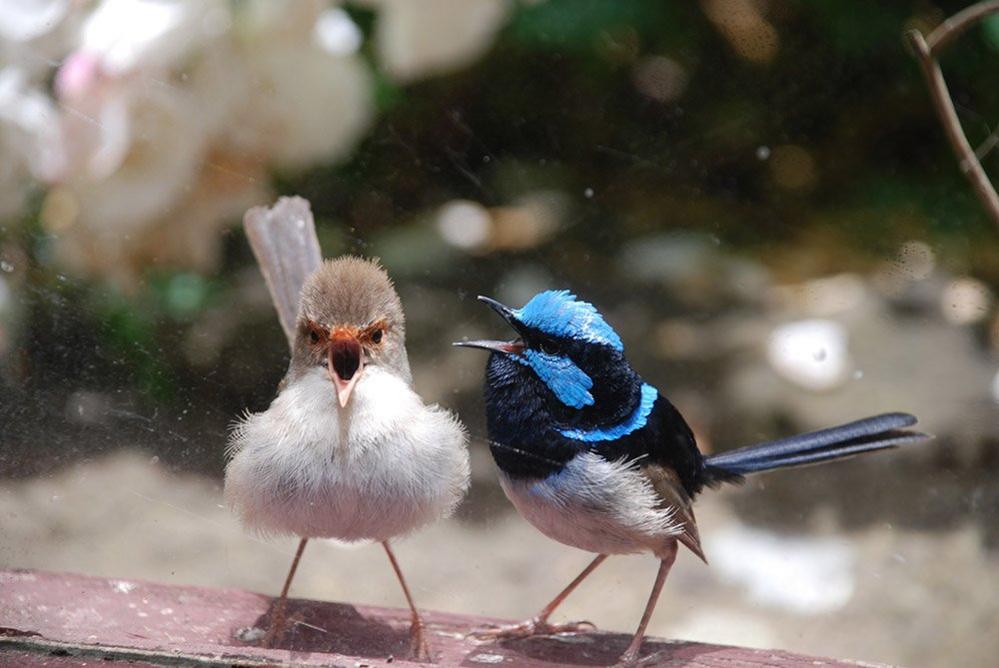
[925,0,999,55]
[906,2,999,230]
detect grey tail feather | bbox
[243,196,323,349]
[702,412,930,485]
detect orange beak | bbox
[327,330,364,408]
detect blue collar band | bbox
[558,383,658,442]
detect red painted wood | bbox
[0,569,878,667]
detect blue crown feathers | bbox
[515,290,624,351]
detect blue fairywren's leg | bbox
[471,554,607,640]
[614,541,677,666]
[382,542,431,662]
[262,538,308,648]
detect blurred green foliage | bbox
[301,0,998,275]
[4,0,998,475]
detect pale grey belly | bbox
[225,437,467,542]
[497,451,683,556]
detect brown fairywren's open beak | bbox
[327,330,364,408]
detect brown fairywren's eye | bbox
[309,330,320,345]
[371,329,383,344]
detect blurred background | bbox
[1,1,998,666]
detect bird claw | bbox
[612,651,638,668]
[408,619,432,662]
[613,649,667,667]
[550,619,597,634]
[469,617,597,641]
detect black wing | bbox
[590,390,708,497]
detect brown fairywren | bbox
[224,197,469,660]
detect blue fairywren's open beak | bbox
[453,295,525,354]
[453,339,525,354]
[328,330,364,408]
[476,295,517,324]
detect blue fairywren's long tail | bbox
[702,412,927,484]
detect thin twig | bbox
[905,2,999,230]
[925,0,999,55]
[975,131,999,161]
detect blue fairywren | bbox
[456,290,928,665]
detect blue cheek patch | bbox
[559,383,658,442]
[515,290,623,351]
[516,349,595,409]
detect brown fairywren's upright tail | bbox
[243,196,322,348]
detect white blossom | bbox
[366,0,509,82]
[0,0,508,279]
[0,0,71,43]
[77,0,228,76]
[314,7,363,56]
[41,0,371,278]
[230,40,373,171]
[0,66,63,216]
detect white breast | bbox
[224,366,469,542]
[499,451,683,556]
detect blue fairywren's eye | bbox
[537,339,557,355]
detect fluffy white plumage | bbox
[498,451,683,557]
[225,365,469,542]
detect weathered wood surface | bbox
[0,569,883,667]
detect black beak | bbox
[453,295,525,354]
[476,295,517,325]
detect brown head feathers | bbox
[299,257,405,334]
[291,256,411,386]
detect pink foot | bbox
[614,646,666,667]
[409,618,432,662]
[470,616,597,641]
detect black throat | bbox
[481,346,707,496]
[482,344,643,479]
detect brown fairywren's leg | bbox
[382,542,431,661]
[614,541,678,666]
[262,538,309,648]
[470,554,607,640]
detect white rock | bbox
[767,319,851,391]
[706,524,856,615]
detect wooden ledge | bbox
[0,569,882,667]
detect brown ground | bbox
[1,450,996,668]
